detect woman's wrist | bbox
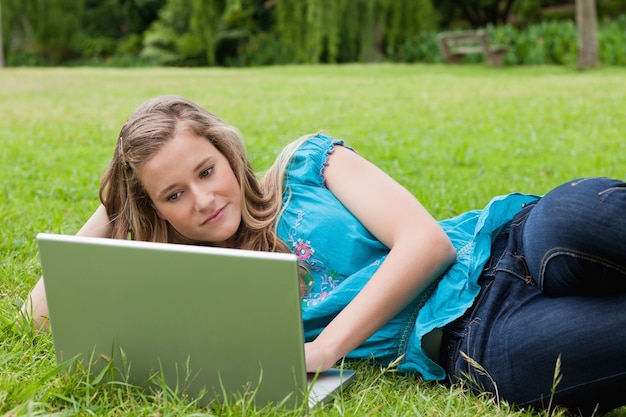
[305,337,343,372]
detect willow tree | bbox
[33,0,83,63]
[275,0,437,64]
[190,0,228,66]
[385,0,437,58]
[0,0,83,64]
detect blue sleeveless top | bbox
[276,134,540,380]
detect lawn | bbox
[1,64,625,416]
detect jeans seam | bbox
[516,369,626,409]
[569,178,598,186]
[537,248,626,290]
[598,185,626,196]
[510,203,535,227]
[483,244,508,276]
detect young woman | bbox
[23,95,626,415]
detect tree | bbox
[437,0,520,29]
[141,0,252,66]
[1,0,84,64]
[576,0,599,69]
[141,0,198,65]
[274,0,437,64]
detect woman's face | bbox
[139,131,242,247]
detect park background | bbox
[1,0,626,68]
[1,1,626,416]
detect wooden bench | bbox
[437,30,507,67]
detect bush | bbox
[5,50,48,66]
[397,15,626,67]
[491,20,578,66]
[598,14,626,66]
[227,31,297,66]
[80,37,118,61]
[385,31,441,63]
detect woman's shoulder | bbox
[287,133,353,187]
[292,133,348,162]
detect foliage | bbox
[1,0,164,65]
[274,0,437,64]
[491,20,578,65]
[0,0,83,64]
[2,0,626,67]
[385,16,626,67]
[141,0,439,66]
[598,0,626,17]
[140,0,259,66]
[437,0,520,29]
[515,0,626,24]
[191,0,261,66]
[140,0,198,65]
[229,31,296,67]
[82,0,164,38]
[597,14,626,66]
[486,16,626,66]
[384,31,441,64]
[78,0,164,62]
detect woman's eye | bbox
[168,192,182,201]
[200,167,213,178]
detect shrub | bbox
[491,20,578,66]
[398,15,626,67]
[226,31,297,67]
[385,31,441,63]
[80,37,118,61]
[598,14,626,66]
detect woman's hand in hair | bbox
[20,205,112,330]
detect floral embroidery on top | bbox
[293,238,314,261]
[285,209,343,307]
[302,268,341,308]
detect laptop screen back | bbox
[37,233,308,407]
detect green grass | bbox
[1,64,625,416]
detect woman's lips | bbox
[201,205,226,226]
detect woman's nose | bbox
[193,185,214,211]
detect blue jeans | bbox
[440,178,626,415]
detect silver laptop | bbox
[36,233,355,408]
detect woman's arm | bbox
[304,146,456,372]
[21,204,112,329]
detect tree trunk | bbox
[576,0,600,70]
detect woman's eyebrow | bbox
[157,156,213,198]
[193,156,212,172]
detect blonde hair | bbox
[261,133,314,223]
[100,95,301,255]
